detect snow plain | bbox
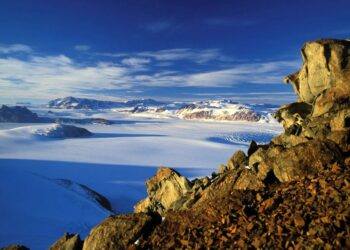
[0,109,282,249]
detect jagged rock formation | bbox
[41,38,350,250]
[49,233,83,250]
[82,213,161,250]
[134,167,192,216]
[284,39,350,103]
[139,38,350,248]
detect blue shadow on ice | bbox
[207,132,278,146]
[206,137,246,146]
[110,119,167,125]
[92,133,166,139]
[0,158,208,213]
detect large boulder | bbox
[312,85,350,117]
[227,150,248,169]
[49,233,83,250]
[271,140,343,182]
[284,39,350,103]
[274,102,312,132]
[83,213,161,250]
[134,167,192,215]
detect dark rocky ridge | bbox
[3,38,350,249]
[0,105,113,125]
[0,105,42,123]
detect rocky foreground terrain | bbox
[2,38,350,250]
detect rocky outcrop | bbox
[49,233,83,250]
[0,105,41,123]
[46,38,350,249]
[138,39,350,248]
[284,39,350,104]
[134,167,192,215]
[82,213,161,250]
[35,124,92,138]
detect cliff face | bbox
[7,38,349,250]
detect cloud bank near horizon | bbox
[0,43,299,103]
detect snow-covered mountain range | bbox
[47,97,278,123]
[48,96,165,109]
[175,100,276,122]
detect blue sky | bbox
[0,0,350,104]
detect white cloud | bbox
[0,45,300,102]
[0,55,132,100]
[0,44,32,54]
[186,61,300,86]
[74,45,91,51]
[131,60,300,88]
[121,57,151,66]
[138,48,232,63]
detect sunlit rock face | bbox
[284,39,350,104]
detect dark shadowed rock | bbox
[37,124,92,138]
[83,213,161,250]
[49,233,83,250]
[0,105,41,123]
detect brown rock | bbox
[274,102,312,132]
[271,134,309,148]
[227,150,248,169]
[327,130,350,153]
[330,109,350,131]
[83,213,161,250]
[248,147,267,168]
[284,39,350,103]
[312,85,350,117]
[218,163,228,174]
[134,167,192,215]
[272,140,343,182]
[49,233,82,250]
[233,169,265,191]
